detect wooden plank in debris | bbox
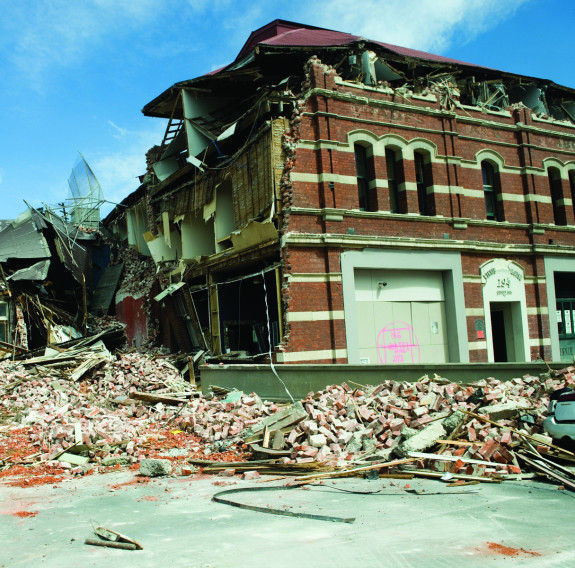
[187,358,197,387]
[3,376,31,392]
[516,453,575,492]
[460,410,575,457]
[93,527,143,549]
[243,402,307,442]
[189,459,280,467]
[47,441,81,463]
[59,452,89,465]
[0,264,11,297]
[129,392,189,406]
[408,451,507,467]
[379,473,415,479]
[69,354,110,382]
[74,423,82,445]
[294,458,417,483]
[435,439,486,447]
[0,339,27,353]
[521,449,575,479]
[85,539,137,551]
[409,470,502,483]
[271,430,285,450]
[262,426,270,448]
[248,443,291,457]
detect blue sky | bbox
[1,0,573,220]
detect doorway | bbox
[489,301,524,362]
[490,306,509,362]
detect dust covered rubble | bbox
[180,370,575,477]
[2,358,574,480]
[0,352,197,469]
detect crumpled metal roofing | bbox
[7,259,51,281]
[0,215,51,262]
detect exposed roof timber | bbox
[143,20,575,121]
[143,84,216,118]
[149,109,277,202]
[143,64,268,118]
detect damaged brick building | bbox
[104,20,575,366]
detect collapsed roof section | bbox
[141,20,575,184]
[0,207,112,351]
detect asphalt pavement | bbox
[2,471,574,567]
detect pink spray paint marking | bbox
[376,322,420,364]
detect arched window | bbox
[482,161,502,221]
[354,143,372,211]
[414,151,433,216]
[386,148,400,213]
[548,167,565,225]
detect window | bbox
[354,144,370,211]
[482,161,501,221]
[548,167,565,225]
[415,152,432,216]
[386,148,399,213]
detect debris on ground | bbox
[84,527,143,550]
[2,343,575,492]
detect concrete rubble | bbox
[2,346,575,488]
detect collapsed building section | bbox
[105,20,575,365]
[0,207,115,355]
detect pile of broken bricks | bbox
[189,370,575,487]
[2,350,575,489]
[0,348,203,477]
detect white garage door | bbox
[354,269,449,364]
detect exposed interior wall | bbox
[181,211,215,259]
[160,121,287,231]
[126,202,150,256]
[215,179,235,251]
[145,229,182,263]
[214,269,280,356]
[115,293,148,348]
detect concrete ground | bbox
[1,471,574,568]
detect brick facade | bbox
[277,58,575,365]
[112,20,575,366]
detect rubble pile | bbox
[0,351,207,478]
[85,314,126,337]
[177,371,575,478]
[115,247,155,300]
[2,350,575,488]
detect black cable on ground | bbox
[212,484,355,523]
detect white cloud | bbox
[108,120,128,139]
[5,0,162,89]
[89,120,165,216]
[303,0,533,53]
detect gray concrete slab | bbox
[1,472,574,567]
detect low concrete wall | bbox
[200,362,565,401]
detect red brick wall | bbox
[277,59,575,364]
